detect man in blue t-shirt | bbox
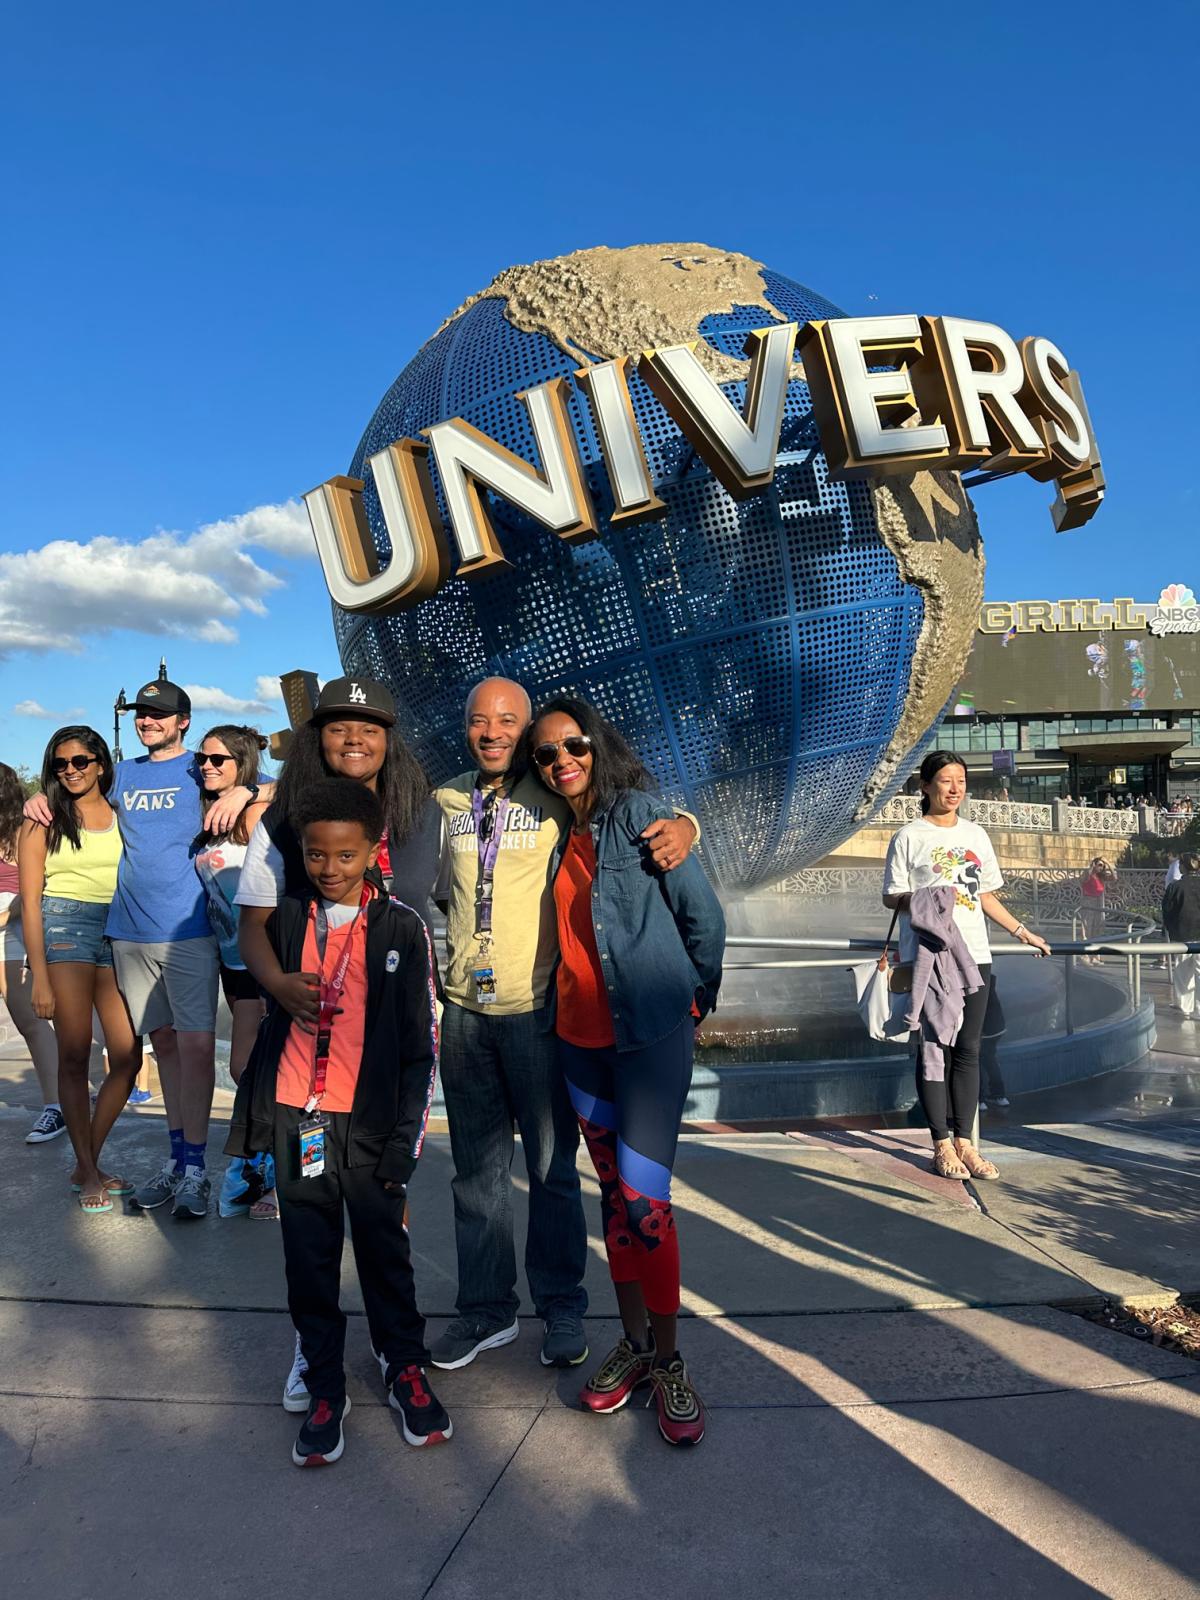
[29,677,267,1218]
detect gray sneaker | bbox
[132,1161,181,1210]
[540,1312,589,1368]
[429,1317,519,1370]
[172,1168,211,1219]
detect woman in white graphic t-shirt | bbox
[883,752,1049,1182]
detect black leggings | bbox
[916,963,991,1141]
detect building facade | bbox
[928,590,1200,805]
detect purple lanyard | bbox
[471,780,509,935]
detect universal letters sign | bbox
[307,314,1104,616]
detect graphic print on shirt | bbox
[446,800,545,850]
[928,844,983,912]
[122,786,182,812]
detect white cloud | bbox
[13,699,85,720]
[184,684,278,718]
[0,499,315,660]
[255,675,283,703]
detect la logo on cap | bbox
[348,682,367,704]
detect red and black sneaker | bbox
[291,1394,350,1467]
[646,1356,705,1446]
[579,1337,655,1414]
[389,1364,453,1447]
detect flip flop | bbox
[71,1176,133,1196]
[78,1190,113,1215]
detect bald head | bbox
[465,677,531,780]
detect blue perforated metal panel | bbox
[333,267,933,891]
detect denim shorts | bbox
[42,896,114,968]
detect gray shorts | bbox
[111,936,219,1035]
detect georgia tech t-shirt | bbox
[882,817,1004,965]
[105,752,212,943]
[434,771,571,1015]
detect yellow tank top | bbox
[43,814,122,904]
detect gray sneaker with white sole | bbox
[172,1168,211,1219]
[429,1317,519,1370]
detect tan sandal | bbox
[954,1141,1000,1180]
[931,1140,969,1180]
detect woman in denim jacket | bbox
[528,695,724,1447]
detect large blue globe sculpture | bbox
[333,245,983,892]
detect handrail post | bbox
[1065,953,1075,1036]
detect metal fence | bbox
[870,793,1194,840]
[765,864,1173,921]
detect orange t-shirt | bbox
[553,831,614,1049]
[276,902,369,1113]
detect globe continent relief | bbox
[333,244,984,892]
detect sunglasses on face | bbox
[532,735,593,768]
[53,755,99,773]
[198,753,235,768]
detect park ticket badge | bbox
[298,1116,327,1179]
[473,967,497,1005]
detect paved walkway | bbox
[2,1007,1198,1599]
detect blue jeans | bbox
[440,1001,588,1324]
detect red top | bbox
[276,907,369,1113]
[0,859,18,896]
[553,831,615,1049]
[1081,872,1106,899]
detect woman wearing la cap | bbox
[883,751,1050,1182]
[236,675,440,1411]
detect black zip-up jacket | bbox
[224,888,438,1186]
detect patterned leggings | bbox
[557,1017,693,1316]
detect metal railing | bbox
[869,792,1193,841]
[724,933,1200,1038]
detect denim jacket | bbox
[545,789,725,1053]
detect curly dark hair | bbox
[196,724,269,847]
[0,763,24,861]
[525,695,650,818]
[39,726,114,853]
[274,715,428,850]
[294,778,384,844]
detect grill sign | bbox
[307,314,1103,616]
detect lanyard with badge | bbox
[298,884,371,1178]
[470,780,508,1006]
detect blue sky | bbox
[1,0,1195,772]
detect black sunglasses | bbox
[532,735,593,768]
[198,752,235,768]
[53,755,100,773]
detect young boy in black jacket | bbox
[226,778,451,1466]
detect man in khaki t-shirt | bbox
[429,678,696,1374]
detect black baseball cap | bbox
[309,675,396,727]
[130,679,191,717]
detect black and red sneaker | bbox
[389,1364,453,1447]
[291,1394,350,1467]
[579,1337,655,1414]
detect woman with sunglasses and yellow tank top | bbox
[20,726,142,1214]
